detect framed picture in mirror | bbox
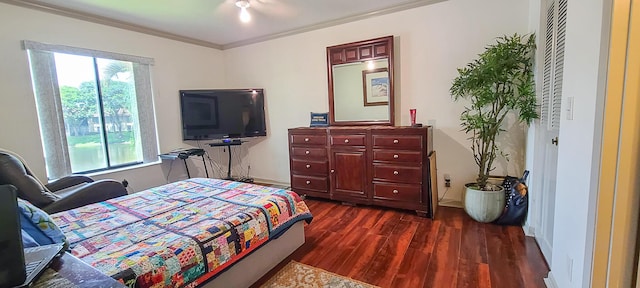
[362,68,389,106]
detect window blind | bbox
[24,40,159,179]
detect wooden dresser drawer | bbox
[373,150,422,163]
[372,135,422,150]
[373,164,422,184]
[290,134,326,145]
[291,159,328,175]
[373,182,422,203]
[291,175,328,191]
[291,188,329,197]
[330,134,366,146]
[291,147,327,158]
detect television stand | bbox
[209,140,245,181]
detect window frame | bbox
[24,41,159,179]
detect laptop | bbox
[0,185,65,288]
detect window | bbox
[24,41,159,179]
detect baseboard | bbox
[544,271,559,288]
[438,198,463,208]
[251,178,290,187]
[523,223,535,237]
[253,179,462,209]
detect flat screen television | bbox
[179,89,267,140]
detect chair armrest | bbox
[46,175,95,192]
[43,180,128,214]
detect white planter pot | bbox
[463,184,505,223]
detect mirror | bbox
[327,36,395,126]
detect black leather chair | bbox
[0,151,128,214]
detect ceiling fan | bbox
[230,0,293,23]
[234,0,251,22]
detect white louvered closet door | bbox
[541,0,566,129]
[535,0,567,263]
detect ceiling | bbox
[3,0,442,49]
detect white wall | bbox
[549,0,609,287]
[0,0,533,203]
[0,3,225,191]
[0,1,616,285]
[223,0,531,202]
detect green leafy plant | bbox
[450,34,538,190]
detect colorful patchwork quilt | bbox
[51,178,313,288]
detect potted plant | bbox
[450,33,538,222]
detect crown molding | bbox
[2,0,446,50]
[222,0,447,50]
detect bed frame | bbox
[200,221,305,288]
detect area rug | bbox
[261,261,379,288]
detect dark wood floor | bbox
[253,198,549,288]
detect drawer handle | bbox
[306,180,311,185]
[393,154,399,159]
[344,139,350,143]
[305,150,310,155]
[331,169,335,173]
[304,138,310,142]
[306,164,311,168]
[393,189,399,194]
[394,170,399,175]
[393,139,399,144]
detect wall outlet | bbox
[444,173,451,187]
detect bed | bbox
[50,178,313,288]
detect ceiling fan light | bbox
[239,7,251,23]
[235,0,250,9]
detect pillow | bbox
[17,198,69,250]
[21,229,39,248]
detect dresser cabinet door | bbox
[330,149,367,199]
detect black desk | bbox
[209,140,244,180]
[159,150,209,178]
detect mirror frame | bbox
[327,36,395,126]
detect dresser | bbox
[288,126,437,217]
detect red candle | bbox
[410,109,417,126]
